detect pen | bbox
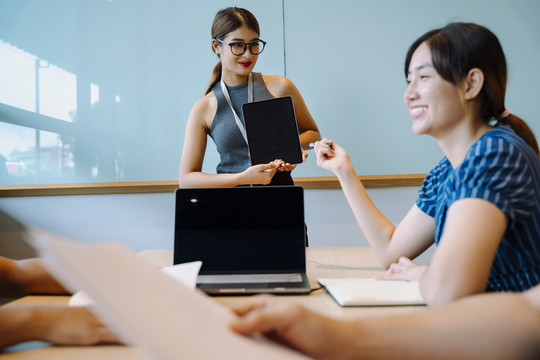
[308,141,333,149]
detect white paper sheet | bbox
[318,278,425,306]
[29,229,310,360]
[69,261,202,307]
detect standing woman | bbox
[314,22,540,307]
[179,7,320,187]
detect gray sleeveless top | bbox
[209,72,274,174]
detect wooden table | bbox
[0,247,426,358]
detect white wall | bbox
[2,0,539,184]
[0,186,434,263]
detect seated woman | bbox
[312,22,540,306]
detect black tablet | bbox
[242,96,303,165]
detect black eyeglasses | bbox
[217,39,266,55]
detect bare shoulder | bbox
[189,91,218,130]
[192,91,217,114]
[262,75,298,97]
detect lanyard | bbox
[220,73,253,145]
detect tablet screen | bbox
[242,96,303,165]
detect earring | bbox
[488,117,498,126]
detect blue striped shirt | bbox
[417,125,540,292]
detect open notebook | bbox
[29,229,309,360]
[318,278,425,307]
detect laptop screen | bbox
[173,186,306,274]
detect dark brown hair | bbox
[405,22,539,155]
[205,7,260,95]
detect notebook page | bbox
[319,278,425,307]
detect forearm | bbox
[178,171,244,188]
[417,265,481,307]
[0,257,24,297]
[12,258,67,295]
[345,292,540,360]
[179,162,280,187]
[334,165,397,267]
[1,257,66,297]
[0,307,119,348]
[0,308,41,348]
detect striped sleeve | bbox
[416,158,451,217]
[444,136,535,223]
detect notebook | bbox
[318,278,426,307]
[242,96,303,165]
[30,229,310,360]
[173,186,311,295]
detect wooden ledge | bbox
[295,174,425,189]
[0,175,425,197]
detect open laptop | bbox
[173,186,311,295]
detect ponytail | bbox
[205,61,222,95]
[502,114,540,155]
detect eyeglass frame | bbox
[216,38,267,55]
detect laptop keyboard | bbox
[197,274,303,284]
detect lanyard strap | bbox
[220,73,253,145]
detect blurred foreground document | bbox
[30,229,310,360]
[69,260,202,306]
